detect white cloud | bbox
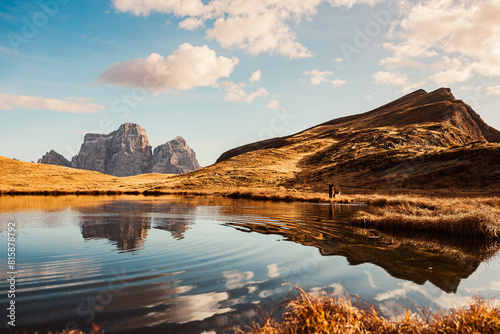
[487,86,500,96]
[0,93,105,113]
[221,81,269,103]
[222,269,254,290]
[267,99,290,113]
[379,0,500,92]
[427,65,473,87]
[266,263,282,278]
[111,0,382,59]
[267,100,281,110]
[459,85,479,91]
[373,71,408,86]
[111,0,207,16]
[206,8,313,59]
[372,71,422,93]
[249,70,262,83]
[334,57,343,63]
[221,69,268,102]
[304,70,346,87]
[459,84,500,96]
[178,17,204,30]
[374,280,500,317]
[97,43,239,92]
[327,0,381,7]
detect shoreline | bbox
[2,189,499,240]
[1,187,499,199]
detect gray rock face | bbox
[71,123,153,177]
[71,133,108,174]
[151,136,201,174]
[38,123,201,177]
[106,123,153,176]
[37,150,71,167]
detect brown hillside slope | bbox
[218,88,500,163]
[206,87,500,192]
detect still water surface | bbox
[1,196,499,333]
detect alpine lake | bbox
[1,195,500,333]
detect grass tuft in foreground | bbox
[238,287,500,334]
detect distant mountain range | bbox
[38,123,201,177]
[5,87,500,194]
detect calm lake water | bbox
[1,195,500,333]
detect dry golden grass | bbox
[352,196,500,239]
[239,287,500,334]
[0,156,176,194]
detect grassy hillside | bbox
[211,87,500,193]
[0,156,174,194]
[1,87,499,197]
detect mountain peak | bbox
[39,124,200,176]
[118,122,144,129]
[173,136,187,144]
[318,87,459,130]
[151,136,201,174]
[37,150,71,167]
[217,88,500,163]
[319,87,498,140]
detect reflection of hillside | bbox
[226,202,500,293]
[78,200,198,251]
[0,195,124,213]
[322,231,498,294]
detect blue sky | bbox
[1,0,500,166]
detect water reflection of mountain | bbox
[152,215,191,240]
[58,196,500,292]
[78,201,197,252]
[80,215,150,252]
[226,202,500,293]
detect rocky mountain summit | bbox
[38,123,200,177]
[151,136,201,174]
[37,150,71,167]
[71,123,153,176]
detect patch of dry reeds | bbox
[236,287,500,334]
[352,197,500,239]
